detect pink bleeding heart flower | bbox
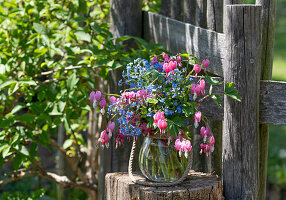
[194,111,201,128]
[169,61,177,71]
[107,122,115,137]
[99,98,106,114]
[185,140,192,152]
[184,140,192,158]
[200,126,211,142]
[190,84,201,100]
[158,119,167,135]
[200,79,205,95]
[177,56,181,63]
[153,111,165,125]
[209,136,215,152]
[115,130,125,149]
[174,138,182,151]
[180,140,186,152]
[202,59,210,72]
[95,91,102,102]
[200,143,205,155]
[162,52,169,61]
[136,89,147,99]
[193,64,202,78]
[205,145,210,157]
[110,96,118,104]
[163,63,172,74]
[98,130,110,147]
[90,91,96,102]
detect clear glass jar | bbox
[138,137,192,182]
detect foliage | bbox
[0,189,45,200]
[0,0,165,195]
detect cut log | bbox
[105,171,223,200]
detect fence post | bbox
[256,1,277,199]
[223,5,262,199]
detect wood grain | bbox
[222,5,262,199]
[143,11,226,77]
[256,0,277,199]
[105,171,223,200]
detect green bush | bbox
[0,0,164,197]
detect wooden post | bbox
[105,171,223,200]
[160,0,183,20]
[223,0,243,33]
[223,5,262,199]
[98,1,142,200]
[256,0,277,199]
[182,0,196,24]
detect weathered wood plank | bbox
[256,0,277,199]
[143,11,226,77]
[222,5,262,199]
[199,79,286,125]
[105,171,223,200]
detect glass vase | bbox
[138,136,192,182]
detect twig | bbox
[34,65,91,78]
[0,168,97,191]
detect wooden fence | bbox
[100,0,281,199]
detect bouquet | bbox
[90,52,238,159]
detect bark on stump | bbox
[105,170,222,200]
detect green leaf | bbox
[33,23,47,35]
[0,117,14,128]
[17,114,36,123]
[2,146,10,158]
[30,143,37,159]
[0,80,17,90]
[205,74,224,85]
[75,31,91,42]
[19,145,29,156]
[11,105,24,115]
[183,107,194,117]
[13,154,23,170]
[211,94,222,107]
[67,73,79,91]
[63,139,74,149]
[224,82,241,101]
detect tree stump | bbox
[105,170,223,200]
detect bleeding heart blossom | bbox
[99,98,106,114]
[202,59,210,72]
[200,79,205,95]
[200,126,211,142]
[110,96,118,104]
[153,111,165,125]
[190,84,201,100]
[98,130,109,148]
[177,56,181,63]
[162,52,169,61]
[194,111,201,128]
[163,63,172,74]
[193,64,202,78]
[157,119,167,134]
[90,91,96,102]
[95,91,102,102]
[205,145,210,157]
[169,61,177,71]
[209,136,215,152]
[107,122,115,137]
